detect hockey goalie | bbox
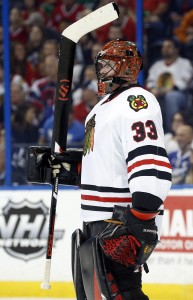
[27,11,172,300]
[71,40,172,300]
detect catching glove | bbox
[99,205,159,269]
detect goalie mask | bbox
[94,39,143,96]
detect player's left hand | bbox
[99,205,159,268]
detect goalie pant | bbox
[72,220,149,300]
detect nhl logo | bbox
[0,199,64,261]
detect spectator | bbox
[107,24,125,41]
[25,11,60,42]
[72,63,84,92]
[11,41,40,85]
[29,54,58,122]
[144,1,173,66]
[78,0,95,9]
[9,7,28,44]
[21,0,39,21]
[73,87,98,124]
[57,19,72,35]
[67,109,85,147]
[70,42,102,100]
[39,39,59,76]
[185,142,193,184]
[11,77,28,113]
[40,40,59,59]
[72,64,97,105]
[38,113,53,145]
[168,124,193,184]
[94,22,111,44]
[0,62,4,97]
[51,0,86,31]
[12,102,39,144]
[0,94,3,130]
[174,9,193,64]
[91,42,103,62]
[27,24,45,64]
[115,4,136,42]
[38,107,85,147]
[174,9,193,44]
[75,33,94,65]
[164,111,185,154]
[0,141,5,185]
[169,0,193,15]
[1,75,28,129]
[184,26,193,65]
[0,26,3,61]
[39,1,56,27]
[175,9,193,43]
[0,128,4,144]
[146,38,193,132]
[81,64,97,86]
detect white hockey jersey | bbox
[81,85,172,222]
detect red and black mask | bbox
[94,40,143,96]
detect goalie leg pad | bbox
[71,229,87,300]
[79,237,102,300]
[79,221,123,300]
[95,236,124,300]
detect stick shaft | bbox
[51,37,76,154]
[41,176,59,289]
[46,175,59,258]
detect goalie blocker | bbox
[27,146,83,186]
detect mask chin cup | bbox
[112,77,127,85]
[98,77,129,96]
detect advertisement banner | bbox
[0,188,193,285]
[144,190,193,284]
[157,195,193,253]
[0,189,81,282]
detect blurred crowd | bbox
[1,0,193,185]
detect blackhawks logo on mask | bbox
[127,95,148,112]
[83,114,96,156]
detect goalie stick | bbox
[40,2,119,290]
[52,2,119,154]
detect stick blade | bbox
[62,2,119,42]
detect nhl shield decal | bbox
[83,114,96,156]
[127,95,148,112]
[0,199,64,261]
